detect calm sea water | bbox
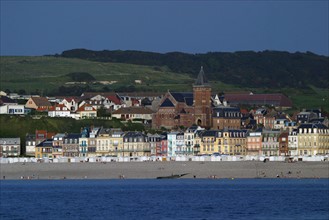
[0,179,328,220]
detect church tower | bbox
[193,66,212,128]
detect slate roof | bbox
[200,130,218,137]
[36,139,53,147]
[170,92,194,106]
[212,107,241,118]
[298,123,328,129]
[0,138,20,145]
[124,131,147,139]
[0,96,16,105]
[160,98,175,107]
[64,133,81,139]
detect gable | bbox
[160,98,175,107]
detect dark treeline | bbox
[59,49,329,89]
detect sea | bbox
[0,179,328,220]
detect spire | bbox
[194,66,209,86]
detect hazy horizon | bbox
[1,1,328,56]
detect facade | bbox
[253,108,276,129]
[25,97,52,111]
[35,139,53,158]
[167,132,179,157]
[246,129,262,156]
[297,111,318,124]
[123,132,150,157]
[52,133,66,158]
[184,126,200,155]
[109,131,125,157]
[0,138,21,157]
[88,127,100,157]
[220,130,247,155]
[288,129,298,156]
[261,130,280,156]
[274,119,289,130]
[25,134,36,156]
[212,107,241,130]
[103,94,124,111]
[152,67,212,129]
[96,127,111,156]
[62,134,80,157]
[79,128,89,157]
[159,135,168,156]
[0,104,25,115]
[76,104,97,119]
[148,134,162,156]
[48,104,71,118]
[279,132,289,156]
[175,132,186,155]
[297,124,329,156]
[199,130,218,155]
[61,97,80,112]
[112,107,154,122]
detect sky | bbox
[1,1,328,56]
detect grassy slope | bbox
[0,56,196,93]
[0,56,328,111]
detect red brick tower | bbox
[193,66,212,128]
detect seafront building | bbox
[1,121,329,160]
[0,67,328,159]
[0,138,21,157]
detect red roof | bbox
[63,97,80,102]
[76,103,96,112]
[225,93,292,107]
[107,95,122,105]
[48,104,70,111]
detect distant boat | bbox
[156,173,189,179]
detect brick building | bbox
[152,67,212,129]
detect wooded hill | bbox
[60,49,329,89]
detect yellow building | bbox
[123,132,150,157]
[219,130,247,155]
[35,139,53,158]
[96,128,111,156]
[297,124,329,156]
[109,131,125,157]
[199,130,220,155]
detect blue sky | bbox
[1,1,328,56]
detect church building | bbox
[152,67,213,129]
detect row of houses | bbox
[1,122,328,158]
[1,92,326,132]
[0,91,155,120]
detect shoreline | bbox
[1,161,328,180]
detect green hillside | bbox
[0,54,328,112]
[0,56,198,95]
[61,49,329,88]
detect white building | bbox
[0,138,21,157]
[48,104,71,118]
[288,129,298,156]
[0,104,25,115]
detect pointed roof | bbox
[160,98,175,107]
[194,66,209,86]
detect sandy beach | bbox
[1,161,328,180]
